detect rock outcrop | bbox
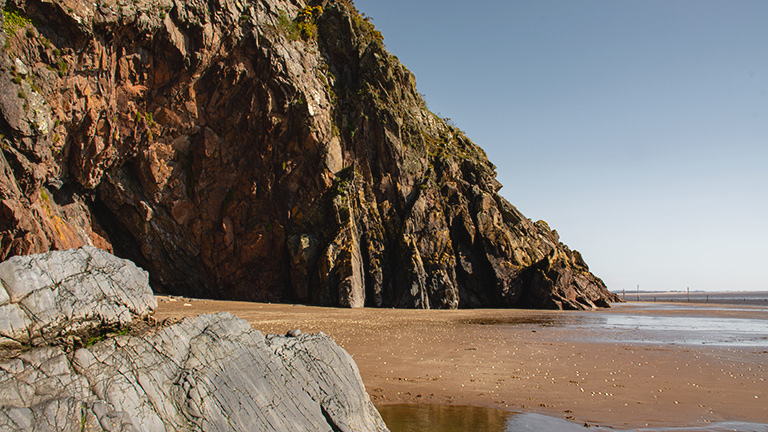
[0,248,388,431]
[0,245,156,348]
[0,0,620,309]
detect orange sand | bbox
[154,298,768,429]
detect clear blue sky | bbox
[352,0,768,292]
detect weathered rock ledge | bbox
[0,248,388,431]
[0,245,156,348]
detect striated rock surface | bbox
[0,313,388,431]
[0,0,620,309]
[0,245,155,348]
[0,248,388,431]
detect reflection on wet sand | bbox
[378,404,596,432]
[378,405,511,432]
[484,304,768,348]
[595,313,768,347]
[379,404,768,432]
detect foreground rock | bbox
[0,245,155,348]
[0,313,387,431]
[0,249,388,431]
[0,0,619,309]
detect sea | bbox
[618,290,768,306]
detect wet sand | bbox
[154,299,768,429]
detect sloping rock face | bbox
[0,0,619,309]
[0,245,156,347]
[0,248,388,431]
[0,314,387,431]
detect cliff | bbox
[0,0,620,309]
[0,247,388,431]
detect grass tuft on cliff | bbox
[2,6,32,36]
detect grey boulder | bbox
[0,312,388,431]
[0,246,156,347]
[0,247,388,431]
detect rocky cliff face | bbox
[0,0,619,309]
[0,248,388,431]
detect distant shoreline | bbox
[613,290,768,306]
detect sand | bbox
[154,299,768,429]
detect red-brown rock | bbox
[0,0,620,309]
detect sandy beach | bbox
[154,299,768,429]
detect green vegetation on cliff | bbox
[2,6,32,36]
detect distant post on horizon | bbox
[687,287,690,302]
[637,284,640,301]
